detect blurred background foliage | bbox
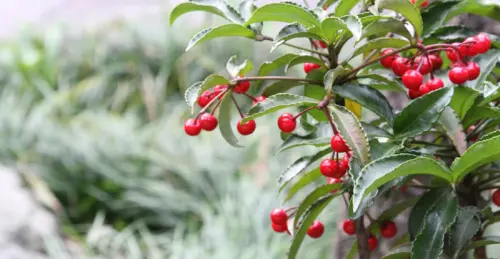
[0,10,340,259]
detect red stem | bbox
[243,93,258,102]
[196,88,230,119]
[210,98,223,115]
[322,107,338,134]
[292,106,317,120]
[231,94,245,118]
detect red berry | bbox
[252,96,266,106]
[402,70,423,90]
[234,77,250,93]
[307,220,324,238]
[199,113,218,131]
[313,40,327,49]
[380,221,397,238]
[237,119,256,135]
[419,83,431,95]
[493,190,500,206]
[400,185,408,192]
[303,63,321,73]
[411,0,429,7]
[342,219,356,235]
[337,155,350,177]
[380,49,399,68]
[391,57,410,76]
[331,134,349,153]
[463,37,479,57]
[428,54,443,70]
[320,159,339,178]
[449,66,469,84]
[197,93,211,107]
[272,222,288,233]
[446,43,460,61]
[466,62,480,80]
[408,89,421,100]
[368,236,378,251]
[184,119,201,136]
[277,113,296,133]
[473,33,491,54]
[327,178,343,193]
[413,56,432,75]
[270,208,288,225]
[426,78,444,91]
[467,125,476,133]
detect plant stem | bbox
[479,185,500,191]
[210,98,223,115]
[293,106,317,120]
[231,94,245,118]
[233,76,322,85]
[259,35,329,57]
[322,106,338,134]
[410,140,453,148]
[355,216,371,259]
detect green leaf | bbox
[449,207,481,258]
[288,196,334,259]
[361,18,412,41]
[370,139,404,161]
[278,147,332,192]
[262,81,303,97]
[279,123,332,152]
[244,93,319,123]
[421,0,461,38]
[351,38,409,59]
[332,83,395,124]
[445,0,500,22]
[352,155,452,212]
[342,15,363,42]
[186,24,256,51]
[478,81,500,105]
[226,55,253,77]
[350,191,377,220]
[285,56,327,73]
[255,54,299,89]
[284,168,322,202]
[479,130,500,142]
[451,135,500,183]
[449,86,480,120]
[378,197,419,221]
[411,191,459,259]
[245,3,320,28]
[462,106,500,128]
[438,107,467,156]
[375,0,423,40]
[198,74,231,96]
[409,188,450,239]
[466,49,500,90]
[329,105,371,165]
[239,0,262,33]
[346,241,358,259]
[274,23,322,44]
[321,17,348,43]
[393,87,453,139]
[184,82,203,113]
[335,0,361,17]
[382,244,412,259]
[324,66,350,93]
[218,91,242,147]
[465,236,500,251]
[170,0,243,25]
[293,185,341,232]
[356,73,405,92]
[423,25,476,44]
[361,122,393,138]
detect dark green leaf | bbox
[245,3,320,28]
[350,191,377,219]
[375,0,423,40]
[445,0,500,22]
[351,38,409,59]
[423,25,476,44]
[449,86,480,119]
[274,23,322,45]
[334,0,361,17]
[255,54,299,89]
[324,66,350,93]
[293,185,342,231]
[198,74,231,95]
[226,55,253,77]
[184,82,202,113]
[284,168,322,202]
[370,139,404,161]
[450,207,481,258]
[321,17,348,43]
[421,0,461,38]
[411,191,459,259]
[466,49,500,90]
[333,83,395,124]
[438,107,467,156]
[186,24,256,51]
[329,105,371,165]
[361,122,393,138]
[285,56,327,73]
[244,93,319,122]
[361,18,412,41]
[451,135,500,183]
[393,87,453,139]
[479,130,500,142]
[262,81,303,96]
[279,123,332,152]
[378,197,419,221]
[218,91,242,147]
[465,236,500,251]
[409,188,450,239]
[463,106,500,128]
[170,0,244,25]
[239,0,262,33]
[357,73,405,92]
[382,244,412,259]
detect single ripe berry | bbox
[199,113,218,131]
[400,185,408,192]
[313,40,327,49]
[473,33,491,54]
[428,54,443,70]
[449,66,469,84]
[380,49,398,68]
[337,155,350,177]
[492,189,500,206]
[342,219,356,235]
[197,93,211,107]
[320,159,339,178]
[408,89,421,100]
[466,62,480,80]
[270,208,288,225]
[419,83,431,95]
[184,119,202,136]
[327,178,343,193]
[380,221,397,238]
[368,236,378,251]
[272,222,288,233]
[234,77,250,93]
[277,113,296,133]
[413,56,432,75]
[252,96,266,106]
[446,43,460,61]
[426,78,444,91]
[402,70,423,90]
[307,220,324,238]
[463,37,479,57]
[411,0,428,7]
[331,134,349,153]
[237,119,256,135]
[391,57,410,77]
[303,63,321,73]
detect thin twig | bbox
[233,76,322,85]
[231,94,245,118]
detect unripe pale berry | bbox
[277,113,296,133]
[237,119,256,135]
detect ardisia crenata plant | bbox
[171,0,500,258]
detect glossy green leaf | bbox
[438,107,467,156]
[479,130,500,142]
[288,196,334,259]
[409,188,450,239]
[255,54,299,89]
[350,191,377,220]
[423,25,476,44]
[370,139,404,160]
[382,244,412,259]
[226,55,253,77]
[279,123,332,152]
[356,73,405,92]
[218,91,242,147]
[198,74,231,96]
[184,82,202,113]
[375,0,423,40]
[334,0,361,17]
[324,66,350,93]
[445,0,500,22]
[361,122,393,138]
[244,93,318,123]
[463,107,500,128]
[393,87,453,139]
[465,236,500,251]
[352,155,452,212]
[411,191,459,259]
[333,83,394,124]
[466,49,500,90]
[478,82,500,105]
[449,86,480,119]
[186,24,256,51]
[421,0,461,38]
[274,23,322,44]
[245,3,320,28]
[378,197,419,221]
[352,38,409,59]
[261,81,303,97]
[361,18,412,41]
[239,0,262,33]
[285,56,327,73]
[284,168,322,202]
[449,207,481,258]
[329,105,371,165]
[321,17,348,43]
[342,15,363,42]
[451,135,500,183]
[170,0,243,25]
[293,185,341,231]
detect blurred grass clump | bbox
[0,15,339,259]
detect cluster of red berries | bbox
[184,78,268,136]
[270,208,325,238]
[380,33,491,99]
[320,134,351,178]
[341,219,397,251]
